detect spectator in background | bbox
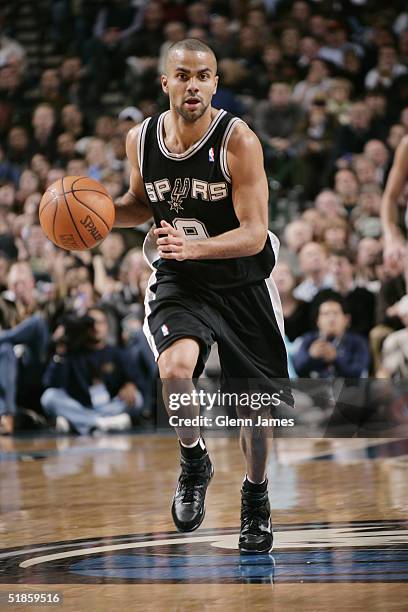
[334,168,360,216]
[377,295,408,379]
[387,123,407,154]
[41,307,142,434]
[355,237,383,293]
[7,126,31,172]
[365,45,407,90]
[87,0,144,105]
[208,14,236,60]
[56,133,77,167]
[296,95,337,198]
[327,78,352,125]
[158,21,187,75]
[312,249,375,337]
[280,218,313,275]
[331,101,378,163]
[31,103,58,160]
[272,261,311,342]
[352,155,378,187]
[370,255,406,373]
[59,55,87,107]
[36,68,67,110]
[363,139,390,186]
[292,59,331,109]
[293,296,370,378]
[351,184,382,239]
[212,59,247,116]
[294,241,333,303]
[85,138,109,182]
[98,232,126,280]
[322,217,350,251]
[255,82,304,186]
[61,104,85,139]
[314,189,346,217]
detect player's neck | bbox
[165,107,217,153]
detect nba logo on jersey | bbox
[161,324,169,337]
[208,147,215,162]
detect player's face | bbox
[162,50,218,123]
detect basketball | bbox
[38,176,115,251]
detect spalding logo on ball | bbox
[39,176,115,251]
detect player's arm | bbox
[113,125,153,228]
[155,123,268,260]
[381,135,408,261]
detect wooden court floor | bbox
[0,434,407,611]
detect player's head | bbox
[162,38,218,122]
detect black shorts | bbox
[143,271,289,388]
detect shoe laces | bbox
[241,495,269,531]
[179,460,208,503]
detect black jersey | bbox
[139,109,278,290]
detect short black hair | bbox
[165,38,217,72]
[311,290,349,324]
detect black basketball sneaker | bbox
[171,451,214,532]
[239,479,273,554]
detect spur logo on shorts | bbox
[145,177,229,210]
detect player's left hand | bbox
[154,220,191,261]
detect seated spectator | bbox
[378,295,408,379]
[31,103,58,161]
[322,217,350,250]
[331,102,379,163]
[314,189,346,217]
[296,95,337,198]
[293,242,333,303]
[41,307,143,435]
[293,296,370,378]
[326,78,352,125]
[365,45,407,91]
[352,155,378,187]
[272,262,311,342]
[363,139,390,187]
[351,184,382,239]
[301,208,327,241]
[6,126,32,172]
[387,123,407,154]
[254,82,304,185]
[334,168,360,217]
[312,249,375,337]
[369,255,406,373]
[355,237,383,293]
[292,59,331,109]
[121,312,157,419]
[280,219,313,275]
[98,231,126,280]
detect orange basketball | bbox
[38,176,115,251]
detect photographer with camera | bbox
[41,307,142,435]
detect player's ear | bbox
[161,75,169,96]
[213,75,219,95]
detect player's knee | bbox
[158,354,194,380]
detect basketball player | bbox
[381,135,408,268]
[114,39,289,554]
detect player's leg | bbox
[216,277,289,553]
[157,338,214,532]
[144,278,216,532]
[158,337,202,445]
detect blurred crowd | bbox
[0,0,407,434]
